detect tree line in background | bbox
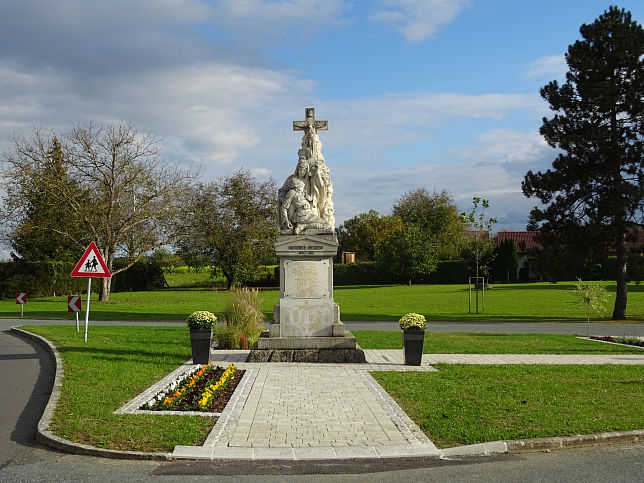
[0,7,642,320]
[335,188,500,286]
[0,122,277,300]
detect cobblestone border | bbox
[577,336,644,350]
[114,362,224,417]
[356,370,435,447]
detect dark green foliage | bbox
[393,188,466,259]
[375,224,438,285]
[150,248,183,275]
[333,259,468,285]
[111,259,166,292]
[428,259,470,284]
[333,262,388,285]
[493,239,518,283]
[335,210,402,261]
[522,7,644,319]
[525,210,540,231]
[2,123,195,302]
[0,260,87,298]
[174,170,277,289]
[8,137,85,262]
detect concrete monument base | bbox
[250,232,364,363]
[248,331,366,363]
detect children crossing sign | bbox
[71,241,111,278]
[70,241,111,342]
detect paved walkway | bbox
[167,349,644,460]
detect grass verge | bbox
[23,325,214,452]
[21,325,644,453]
[372,365,644,448]
[353,331,644,354]
[2,281,643,322]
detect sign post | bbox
[70,242,111,342]
[16,292,26,316]
[68,295,82,331]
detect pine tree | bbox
[10,137,83,261]
[522,7,644,319]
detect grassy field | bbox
[163,265,277,289]
[373,365,644,448]
[353,331,644,353]
[20,325,644,451]
[2,281,643,322]
[22,325,214,452]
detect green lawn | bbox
[22,325,214,452]
[2,281,643,321]
[20,325,644,452]
[353,331,644,354]
[373,365,644,448]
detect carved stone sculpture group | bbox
[277,108,334,235]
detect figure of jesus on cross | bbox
[293,108,327,162]
[277,107,335,233]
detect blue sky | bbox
[1,1,643,259]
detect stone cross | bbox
[293,108,328,136]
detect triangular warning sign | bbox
[70,241,112,278]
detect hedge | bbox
[0,260,87,298]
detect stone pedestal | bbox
[249,233,365,363]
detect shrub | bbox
[111,258,166,292]
[0,260,86,298]
[215,288,265,349]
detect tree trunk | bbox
[99,276,112,302]
[99,248,112,302]
[612,233,627,320]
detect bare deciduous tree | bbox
[2,121,195,300]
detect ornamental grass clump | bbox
[399,313,427,331]
[186,310,217,329]
[215,288,265,349]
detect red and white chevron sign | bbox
[15,292,26,304]
[68,295,82,313]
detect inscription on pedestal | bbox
[284,260,328,299]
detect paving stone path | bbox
[169,349,644,460]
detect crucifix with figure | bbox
[293,107,328,137]
[293,107,327,162]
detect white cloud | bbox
[329,127,555,231]
[522,54,567,80]
[451,129,550,167]
[208,0,348,46]
[324,92,543,152]
[370,0,471,43]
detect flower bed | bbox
[589,335,644,348]
[143,363,245,412]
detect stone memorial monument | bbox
[249,108,365,363]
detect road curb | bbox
[9,326,644,462]
[10,326,172,461]
[504,430,644,453]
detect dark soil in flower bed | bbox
[589,336,644,348]
[144,365,245,413]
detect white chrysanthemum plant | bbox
[186,310,217,329]
[399,313,427,331]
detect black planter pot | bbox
[189,328,213,365]
[402,329,425,366]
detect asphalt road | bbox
[1,322,643,481]
[3,318,644,335]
